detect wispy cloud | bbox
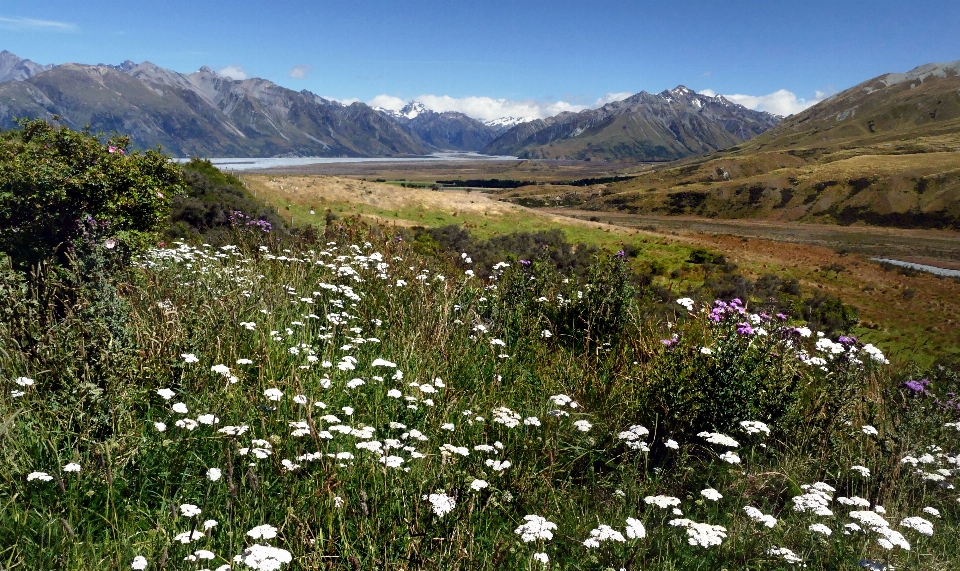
[0,16,76,32]
[594,92,633,106]
[699,88,829,116]
[288,65,311,79]
[218,65,247,80]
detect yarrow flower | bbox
[743,506,777,528]
[668,518,727,548]
[701,488,723,501]
[698,431,739,447]
[850,465,871,477]
[583,524,625,548]
[900,516,934,536]
[179,504,202,517]
[740,420,770,436]
[625,517,646,539]
[644,495,682,509]
[718,451,741,464]
[423,492,456,517]
[131,556,148,570]
[246,524,279,540]
[766,546,804,565]
[809,523,833,536]
[264,388,283,401]
[514,515,557,542]
[236,544,292,570]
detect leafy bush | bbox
[0,119,185,269]
[168,158,286,243]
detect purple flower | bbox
[519,260,531,267]
[838,335,857,345]
[736,322,754,335]
[661,334,680,348]
[902,379,930,395]
[776,313,788,320]
[616,250,626,257]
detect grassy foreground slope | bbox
[2,221,958,570]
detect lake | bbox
[175,152,521,172]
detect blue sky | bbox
[3,0,958,119]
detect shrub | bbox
[0,118,185,269]
[168,158,285,243]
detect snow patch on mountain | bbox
[482,116,536,128]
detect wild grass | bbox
[1,223,958,570]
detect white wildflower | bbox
[423,492,456,517]
[701,488,723,501]
[514,515,557,542]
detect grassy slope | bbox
[242,174,960,364]
[3,231,958,570]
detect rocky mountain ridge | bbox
[0,51,779,159]
[482,85,781,162]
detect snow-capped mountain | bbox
[482,116,536,134]
[483,85,781,161]
[373,100,501,151]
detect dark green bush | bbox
[0,118,185,269]
[168,158,286,243]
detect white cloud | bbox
[288,65,311,79]
[0,16,76,31]
[594,92,633,106]
[368,94,407,111]
[218,65,247,80]
[699,88,827,116]
[366,94,589,121]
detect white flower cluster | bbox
[668,518,727,548]
[697,431,740,448]
[514,515,557,542]
[739,420,770,436]
[423,492,456,517]
[848,510,911,550]
[617,424,651,451]
[792,482,835,516]
[743,506,777,528]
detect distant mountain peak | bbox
[399,101,430,119]
[0,50,54,83]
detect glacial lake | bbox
[175,152,521,172]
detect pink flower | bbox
[108,146,117,153]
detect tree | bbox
[0,118,185,269]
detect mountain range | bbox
[510,59,960,230]
[483,86,781,161]
[0,50,779,160]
